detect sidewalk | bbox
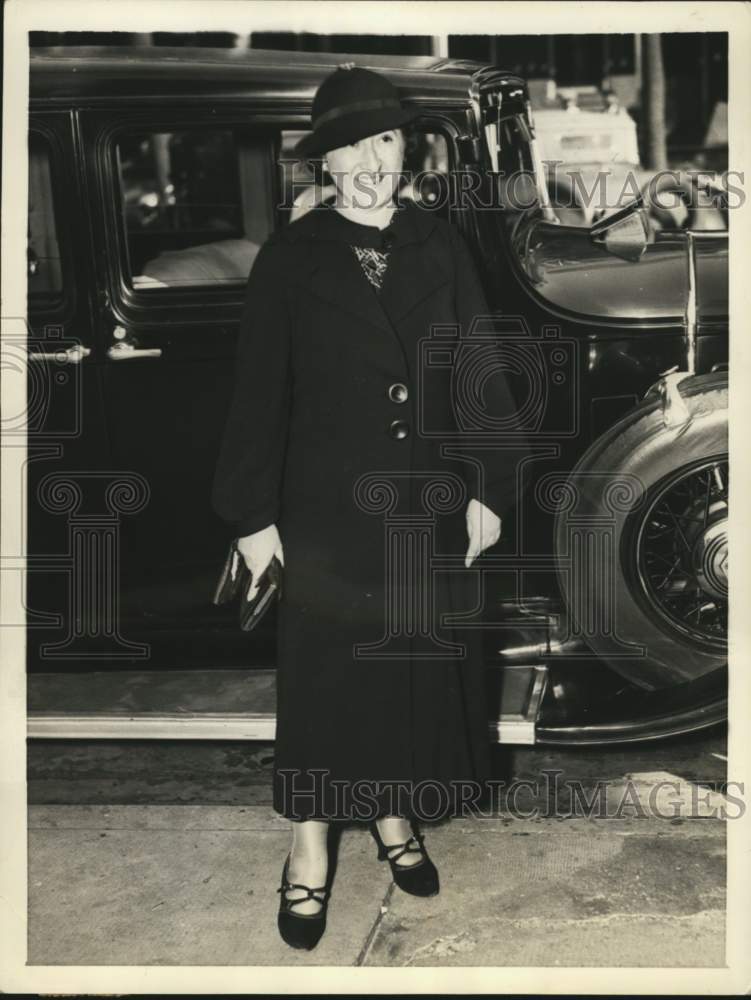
[28,803,726,967]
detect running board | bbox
[28,712,278,741]
[27,665,548,744]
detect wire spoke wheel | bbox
[631,457,728,650]
[554,373,728,696]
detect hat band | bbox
[312,97,404,130]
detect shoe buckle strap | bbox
[278,882,330,907]
[383,833,425,864]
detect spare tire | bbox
[552,371,727,690]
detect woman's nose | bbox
[359,139,381,171]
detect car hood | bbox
[516,218,727,324]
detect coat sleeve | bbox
[448,223,532,520]
[211,235,293,537]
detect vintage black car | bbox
[25,46,728,746]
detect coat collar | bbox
[283,199,439,249]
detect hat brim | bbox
[294,106,418,158]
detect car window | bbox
[116,129,274,291]
[28,132,64,302]
[279,129,450,224]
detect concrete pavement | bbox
[28,802,726,967]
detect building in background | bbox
[30,30,727,167]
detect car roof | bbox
[29,45,488,106]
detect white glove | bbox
[237,524,284,600]
[465,498,502,568]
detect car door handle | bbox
[28,344,91,364]
[107,342,163,360]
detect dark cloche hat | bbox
[295,64,418,157]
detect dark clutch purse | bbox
[212,538,283,631]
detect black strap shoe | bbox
[370,821,440,897]
[276,854,331,950]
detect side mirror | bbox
[590,194,650,262]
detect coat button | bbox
[388,382,409,403]
[389,419,410,440]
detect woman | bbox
[212,65,528,950]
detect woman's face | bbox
[324,129,406,211]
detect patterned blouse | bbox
[351,245,391,291]
[322,204,399,293]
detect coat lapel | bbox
[377,201,450,325]
[302,241,394,335]
[378,240,450,327]
[287,202,450,372]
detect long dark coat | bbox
[212,201,528,821]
